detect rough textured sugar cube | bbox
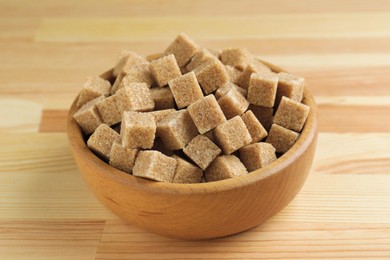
[150,87,175,110]
[186,49,216,71]
[133,150,177,182]
[236,60,272,90]
[73,96,104,134]
[194,59,229,94]
[113,51,149,77]
[225,65,242,84]
[213,116,252,154]
[275,72,305,106]
[215,82,247,99]
[77,76,111,107]
[150,54,182,87]
[157,109,198,150]
[96,95,121,126]
[220,48,252,71]
[249,104,274,132]
[273,96,310,132]
[266,124,300,154]
[111,72,126,95]
[241,110,268,143]
[115,82,154,113]
[121,111,156,149]
[168,71,203,108]
[188,95,227,134]
[205,155,248,182]
[165,33,199,67]
[207,48,222,58]
[247,71,278,107]
[172,155,203,184]
[120,64,154,88]
[183,135,222,170]
[239,142,276,172]
[218,87,249,119]
[109,140,138,173]
[87,124,121,161]
[148,109,176,124]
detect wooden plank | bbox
[0,221,105,260]
[0,133,389,222]
[39,109,68,132]
[35,13,390,42]
[95,219,390,259]
[0,98,42,133]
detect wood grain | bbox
[1,0,390,257]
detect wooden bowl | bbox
[67,62,318,240]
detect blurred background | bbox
[1,0,389,259]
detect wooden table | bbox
[1,0,390,259]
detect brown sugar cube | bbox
[172,155,203,184]
[148,109,177,124]
[207,48,222,58]
[87,124,121,161]
[194,59,229,94]
[239,142,276,172]
[150,54,182,87]
[183,135,222,170]
[121,111,156,149]
[220,48,252,71]
[215,82,247,99]
[266,124,299,154]
[111,72,126,95]
[115,82,154,113]
[150,87,175,110]
[247,71,278,107]
[205,155,248,182]
[188,95,227,134]
[236,60,272,90]
[273,96,310,132]
[186,49,216,71]
[109,140,138,174]
[77,76,111,107]
[165,33,199,67]
[203,130,215,143]
[133,150,177,182]
[213,116,252,154]
[73,96,104,134]
[96,95,121,126]
[218,87,249,119]
[275,72,305,106]
[225,65,242,84]
[113,50,149,77]
[249,104,274,132]
[157,109,198,150]
[241,110,268,143]
[120,64,154,88]
[168,71,204,109]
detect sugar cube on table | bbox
[150,54,182,87]
[241,110,268,143]
[113,51,149,77]
[194,59,229,94]
[218,87,249,119]
[168,71,203,109]
[186,49,216,71]
[172,155,203,184]
[220,48,252,71]
[150,87,175,110]
[73,96,104,134]
[236,60,272,90]
[247,71,278,107]
[96,95,121,126]
[109,140,138,174]
[275,72,305,106]
[115,82,154,113]
[165,33,199,67]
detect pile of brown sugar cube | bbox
[73,33,310,183]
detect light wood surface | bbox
[1,0,390,258]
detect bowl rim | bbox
[67,61,318,195]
